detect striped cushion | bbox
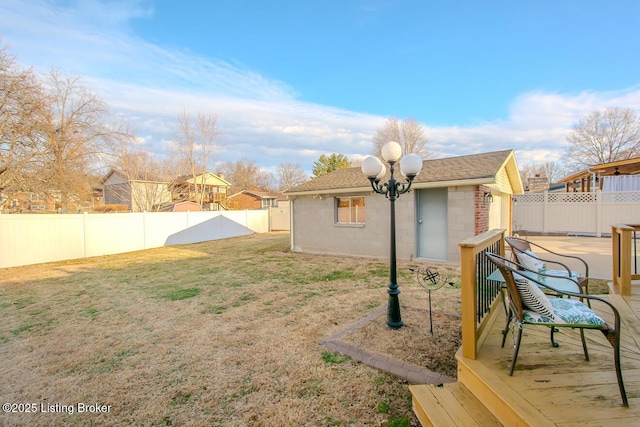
[516,250,547,272]
[514,276,562,323]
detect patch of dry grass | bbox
[0,232,462,426]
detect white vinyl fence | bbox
[513,191,640,236]
[0,210,270,269]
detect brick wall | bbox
[475,186,490,235]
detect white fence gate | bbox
[513,191,640,236]
[269,201,290,231]
[0,210,270,269]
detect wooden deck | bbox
[411,285,640,426]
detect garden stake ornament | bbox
[409,266,455,335]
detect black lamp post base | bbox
[386,319,403,329]
[386,292,403,329]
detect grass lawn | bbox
[0,232,466,426]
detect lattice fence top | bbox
[547,192,595,203]
[602,192,640,202]
[515,191,640,204]
[514,193,544,203]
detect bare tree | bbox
[519,160,569,191]
[539,160,568,183]
[277,162,308,190]
[174,110,221,207]
[0,42,49,202]
[372,117,431,159]
[41,69,133,211]
[218,158,274,193]
[565,107,640,169]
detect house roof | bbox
[175,172,231,187]
[229,189,287,200]
[101,169,170,184]
[286,149,523,195]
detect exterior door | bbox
[488,194,502,230]
[416,188,448,260]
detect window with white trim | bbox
[335,196,365,224]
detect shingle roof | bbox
[286,149,514,194]
[229,189,287,200]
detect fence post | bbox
[83,212,89,258]
[542,191,549,233]
[142,210,147,249]
[596,190,602,237]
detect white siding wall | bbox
[0,210,269,268]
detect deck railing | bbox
[612,224,640,296]
[459,229,506,359]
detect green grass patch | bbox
[81,308,99,319]
[201,305,226,314]
[171,392,192,406]
[13,296,37,309]
[154,287,202,301]
[11,320,53,336]
[376,400,390,413]
[232,293,258,307]
[387,416,412,427]
[95,349,134,374]
[321,351,350,365]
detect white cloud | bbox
[2,0,640,176]
[428,86,640,164]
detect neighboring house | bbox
[102,169,172,212]
[285,149,523,263]
[3,191,59,212]
[172,172,234,210]
[561,156,640,192]
[229,190,286,210]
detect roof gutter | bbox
[285,177,497,197]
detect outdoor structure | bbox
[285,149,524,263]
[102,169,171,212]
[561,156,640,192]
[228,189,285,210]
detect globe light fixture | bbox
[361,142,423,329]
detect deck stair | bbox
[409,382,500,427]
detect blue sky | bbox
[1,0,640,176]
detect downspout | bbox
[289,198,295,251]
[588,168,601,236]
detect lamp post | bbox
[361,142,423,329]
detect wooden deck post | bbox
[460,243,478,359]
[612,224,635,296]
